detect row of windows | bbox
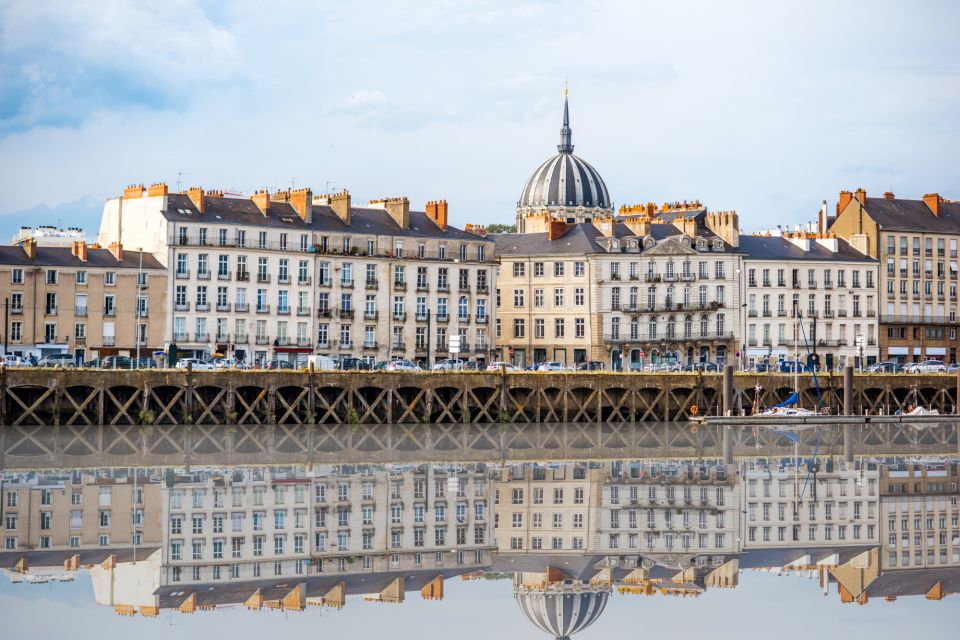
[747,267,873,289]
[747,524,873,542]
[506,487,586,505]
[8,268,144,286]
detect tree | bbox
[486,223,517,234]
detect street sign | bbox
[449,335,461,355]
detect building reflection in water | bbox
[1,457,958,634]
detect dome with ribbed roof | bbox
[514,588,609,639]
[516,94,612,232]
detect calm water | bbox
[0,424,957,639]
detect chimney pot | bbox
[837,190,853,215]
[148,183,169,197]
[123,184,144,199]
[252,190,270,216]
[330,190,351,225]
[883,191,895,200]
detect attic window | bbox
[177,208,191,215]
[281,217,295,224]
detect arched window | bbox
[646,286,656,310]
[698,285,707,307]
[630,318,639,340]
[682,286,690,308]
[665,285,674,308]
[648,316,658,340]
[716,313,726,335]
[700,315,709,337]
[683,315,693,338]
[629,286,638,310]
[667,316,676,339]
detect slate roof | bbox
[738,235,876,262]
[864,567,960,597]
[0,246,165,270]
[859,196,960,233]
[162,194,492,243]
[492,222,727,257]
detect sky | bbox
[0,0,958,242]
[1,569,957,640]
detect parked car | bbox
[132,357,159,369]
[948,363,960,373]
[537,361,567,372]
[101,356,133,369]
[39,354,76,368]
[908,360,947,373]
[0,354,30,367]
[265,359,295,370]
[175,358,216,370]
[462,361,483,371]
[688,361,719,372]
[386,359,421,372]
[576,361,605,371]
[339,357,371,371]
[868,361,903,373]
[778,360,810,373]
[486,361,517,372]
[432,358,465,371]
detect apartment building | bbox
[0,239,166,362]
[740,231,880,370]
[493,203,743,369]
[740,459,880,549]
[160,465,494,586]
[829,190,959,363]
[880,462,959,571]
[493,462,601,552]
[97,184,495,366]
[2,472,162,552]
[595,460,739,556]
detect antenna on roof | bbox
[176,172,191,193]
[290,177,297,190]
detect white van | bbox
[308,355,338,371]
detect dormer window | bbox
[642,236,655,250]
[712,239,724,251]
[697,239,707,251]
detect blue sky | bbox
[0,569,957,639]
[0,0,958,241]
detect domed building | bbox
[514,579,609,639]
[516,92,613,233]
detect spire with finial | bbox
[558,82,573,154]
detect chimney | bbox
[855,188,867,204]
[123,184,144,199]
[464,223,487,237]
[883,191,895,200]
[592,213,616,237]
[818,200,828,234]
[623,217,651,238]
[383,197,410,230]
[23,237,36,259]
[147,183,168,197]
[672,216,698,238]
[923,193,941,217]
[837,190,853,215]
[425,200,448,230]
[547,220,568,241]
[251,190,270,216]
[704,211,740,248]
[330,190,351,224]
[71,241,88,262]
[289,188,313,223]
[187,186,205,213]
[108,242,123,262]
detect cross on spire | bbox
[558,84,574,154]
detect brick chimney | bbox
[71,241,88,262]
[148,182,168,197]
[187,187,205,213]
[251,190,270,216]
[883,191,895,200]
[704,211,740,248]
[464,223,487,237]
[108,242,123,262]
[425,199,448,230]
[547,220,568,241]
[855,188,867,204]
[837,190,853,215]
[592,213,616,237]
[330,190,351,224]
[923,193,941,217]
[123,184,144,199]
[288,188,313,223]
[623,217,651,238]
[22,237,36,259]
[382,197,410,230]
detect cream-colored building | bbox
[0,240,166,362]
[493,463,601,552]
[829,189,959,364]
[160,465,494,586]
[880,462,959,571]
[494,204,743,369]
[97,184,495,366]
[740,230,880,370]
[741,460,880,549]
[2,473,162,552]
[596,460,740,556]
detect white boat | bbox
[901,406,939,416]
[755,406,821,417]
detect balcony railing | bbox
[881,314,950,324]
[298,276,312,286]
[237,271,250,282]
[297,307,310,316]
[175,270,190,280]
[256,304,271,314]
[196,271,211,281]
[102,336,116,346]
[278,274,291,285]
[366,278,378,290]
[255,336,270,345]
[604,331,735,344]
[256,273,271,283]
[76,306,87,317]
[277,306,290,315]
[393,312,407,321]
[195,333,209,342]
[364,310,378,320]
[217,271,231,281]
[363,341,377,349]
[216,303,231,312]
[235,302,249,313]
[196,303,210,312]
[475,315,488,324]
[235,334,249,343]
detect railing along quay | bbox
[1,368,958,427]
